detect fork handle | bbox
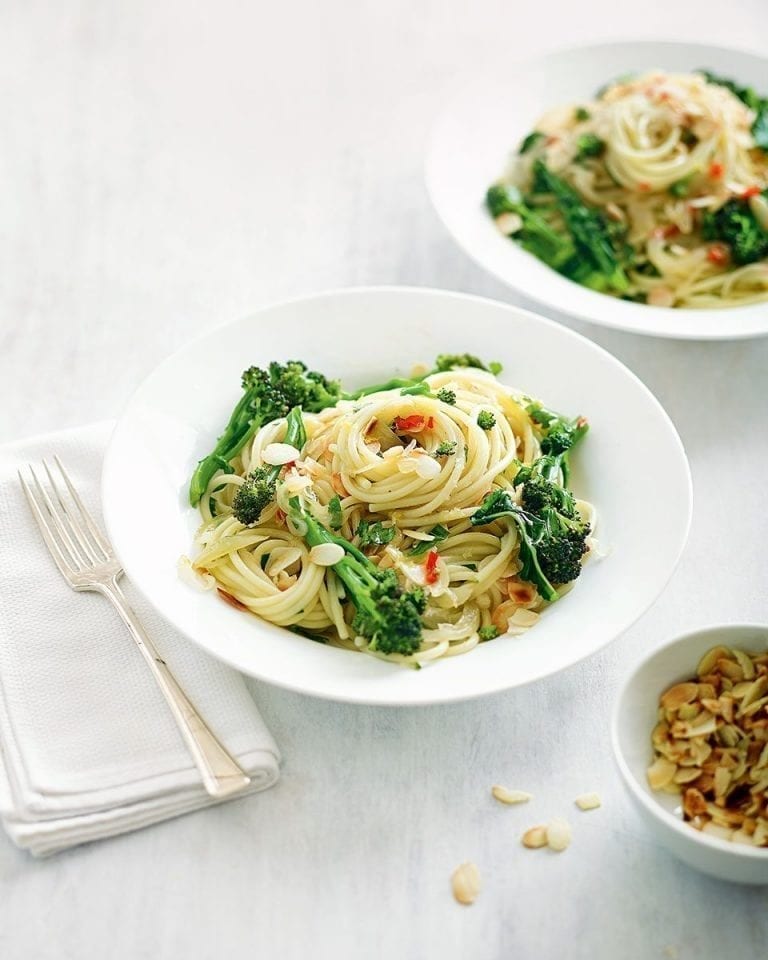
[98,579,251,799]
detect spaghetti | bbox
[490,70,768,308]
[188,365,594,666]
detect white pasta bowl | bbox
[425,40,768,340]
[102,287,691,705]
[612,624,768,884]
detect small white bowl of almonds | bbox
[612,624,768,884]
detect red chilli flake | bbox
[393,415,426,432]
[637,181,651,192]
[707,244,729,266]
[425,549,440,585]
[742,185,762,199]
[709,162,724,180]
[653,224,680,240]
[275,508,286,523]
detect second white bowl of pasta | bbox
[426,40,768,339]
[102,287,692,704]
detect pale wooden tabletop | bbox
[1,2,768,958]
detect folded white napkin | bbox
[0,422,280,856]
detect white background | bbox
[2,2,768,958]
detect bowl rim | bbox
[102,283,693,705]
[610,621,768,860]
[424,37,768,341]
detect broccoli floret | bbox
[575,133,605,161]
[327,495,343,531]
[356,520,395,548]
[669,173,695,198]
[518,131,545,155]
[702,193,768,265]
[230,406,306,526]
[530,160,630,293]
[471,478,590,602]
[470,406,589,601]
[525,401,589,486]
[434,354,501,374]
[471,489,559,602]
[434,440,457,457]
[486,183,578,272]
[478,625,499,641]
[574,107,590,122]
[189,362,340,505]
[436,387,457,405]
[232,468,277,525]
[477,410,496,430]
[288,497,425,657]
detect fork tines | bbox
[19,457,114,581]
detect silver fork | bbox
[18,456,251,799]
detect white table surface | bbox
[2,2,768,957]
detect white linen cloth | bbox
[0,422,280,856]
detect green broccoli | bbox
[327,495,343,531]
[575,133,605,161]
[348,354,502,400]
[434,440,457,457]
[518,131,545,154]
[288,497,426,656]
[702,192,768,265]
[408,525,450,557]
[356,520,395,548]
[531,160,630,293]
[477,410,496,430]
[436,387,457,405]
[486,183,579,273]
[189,362,340,505]
[231,406,306,525]
[525,401,589,486]
[574,107,591,122]
[478,625,499,641]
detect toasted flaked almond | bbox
[673,767,702,784]
[509,608,539,628]
[647,757,677,790]
[491,786,532,805]
[683,787,708,818]
[413,454,442,480]
[263,442,301,466]
[733,648,756,680]
[545,817,572,852]
[308,543,345,567]
[696,645,732,677]
[522,826,548,849]
[739,675,768,710]
[574,792,601,811]
[714,766,732,798]
[660,682,699,710]
[451,862,480,905]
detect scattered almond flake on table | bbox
[545,817,572,852]
[521,826,548,849]
[574,792,601,811]
[491,785,532,805]
[450,862,481,905]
